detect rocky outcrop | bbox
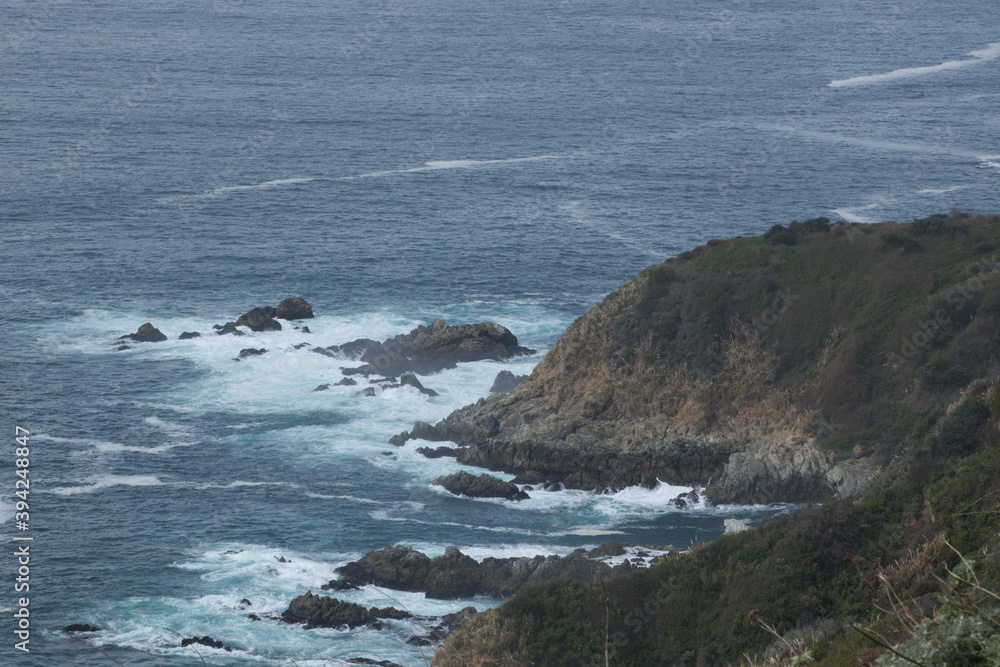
[179,331,201,339]
[417,445,464,459]
[432,471,528,501]
[336,378,358,386]
[275,296,313,320]
[237,348,266,359]
[215,297,314,334]
[121,323,167,342]
[180,636,234,652]
[408,607,479,647]
[724,518,750,534]
[235,308,282,332]
[281,591,411,630]
[63,624,100,633]
[704,440,833,505]
[338,320,535,377]
[332,545,634,600]
[490,370,527,393]
[827,458,880,498]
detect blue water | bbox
[2,1,999,664]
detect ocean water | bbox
[2,0,999,664]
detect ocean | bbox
[2,0,999,664]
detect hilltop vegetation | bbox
[433,212,1000,665]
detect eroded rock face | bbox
[705,440,834,505]
[490,370,527,393]
[432,471,525,501]
[340,320,535,377]
[235,307,282,332]
[275,296,313,320]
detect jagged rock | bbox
[300,326,311,333]
[388,431,409,446]
[432,471,522,500]
[400,372,439,397]
[215,322,246,336]
[587,542,631,559]
[235,307,281,332]
[323,338,379,360]
[314,384,330,392]
[238,348,266,359]
[336,378,358,386]
[238,598,252,608]
[705,440,833,505]
[490,370,527,393]
[724,518,751,534]
[63,624,100,633]
[321,578,361,591]
[670,489,700,510]
[333,545,630,600]
[281,591,411,630]
[248,614,261,621]
[416,445,463,459]
[358,387,377,397]
[341,320,535,377]
[275,296,313,320]
[179,331,201,339]
[827,458,880,498]
[180,636,233,652]
[123,323,167,342]
[346,659,404,666]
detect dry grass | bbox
[431,610,530,667]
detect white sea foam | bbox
[830,203,881,223]
[829,42,1000,88]
[767,124,999,163]
[916,185,974,195]
[51,475,164,495]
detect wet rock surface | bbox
[432,470,526,501]
[281,591,411,630]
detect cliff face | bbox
[406,214,1000,503]
[432,213,1000,666]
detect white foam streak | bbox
[829,42,1000,87]
[767,124,997,162]
[917,185,973,195]
[51,475,164,496]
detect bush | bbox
[933,399,990,458]
[911,214,966,237]
[764,218,831,245]
[882,233,924,254]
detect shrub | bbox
[882,233,924,254]
[911,214,966,237]
[933,398,990,458]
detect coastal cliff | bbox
[433,212,1000,665]
[403,213,1000,504]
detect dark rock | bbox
[587,542,631,559]
[314,384,330,392]
[321,578,361,591]
[410,421,444,441]
[511,471,547,485]
[276,556,289,563]
[63,624,101,633]
[235,307,281,332]
[116,345,131,351]
[238,598,252,608]
[215,322,246,336]
[336,546,430,591]
[333,544,635,600]
[300,326,311,333]
[388,431,409,446]
[224,549,242,555]
[125,323,167,342]
[345,659,404,667]
[336,378,358,386]
[432,471,521,500]
[238,348,266,358]
[358,387,377,397]
[179,331,201,340]
[180,636,233,652]
[275,296,313,320]
[511,490,531,501]
[490,370,527,393]
[325,338,379,360]
[416,446,462,459]
[281,591,411,630]
[369,377,397,384]
[294,342,310,349]
[400,373,439,397]
[670,489,700,510]
[247,614,261,621]
[341,320,535,377]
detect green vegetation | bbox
[433,213,1000,666]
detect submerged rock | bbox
[416,445,463,459]
[432,471,525,501]
[178,331,201,339]
[670,489,700,510]
[336,377,358,386]
[314,384,330,392]
[214,322,246,336]
[489,370,527,393]
[63,624,100,633]
[400,372,439,397]
[180,636,234,652]
[237,348,266,359]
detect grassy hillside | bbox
[433,213,1000,665]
